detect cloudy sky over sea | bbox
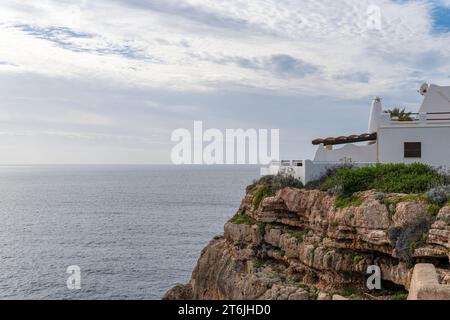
[1,0,450,164]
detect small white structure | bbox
[261,83,450,184]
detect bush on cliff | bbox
[247,174,303,193]
[247,174,303,209]
[387,215,431,266]
[229,212,254,225]
[319,163,446,196]
[426,185,450,206]
[252,186,273,209]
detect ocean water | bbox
[0,165,259,299]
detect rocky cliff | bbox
[164,182,450,300]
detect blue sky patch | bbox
[431,4,450,33]
[14,24,151,61]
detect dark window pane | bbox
[404,142,421,158]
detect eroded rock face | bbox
[165,187,450,300]
[427,206,450,260]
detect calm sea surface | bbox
[0,165,258,299]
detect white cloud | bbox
[0,0,449,99]
[0,110,114,126]
[0,0,449,163]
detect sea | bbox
[0,165,259,299]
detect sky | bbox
[0,0,450,164]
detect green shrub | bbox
[257,222,266,237]
[305,164,353,190]
[426,185,450,206]
[401,194,427,202]
[387,216,430,266]
[353,255,363,264]
[427,203,441,216]
[229,213,254,225]
[247,174,303,193]
[334,195,363,209]
[252,186,273,209]
[320,163,445,195]
[391,293,408,300]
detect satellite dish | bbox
[419,83,429,96]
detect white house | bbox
[261,83,450,184]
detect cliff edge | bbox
[164,177,450,300]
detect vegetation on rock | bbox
[229,212,254,225]
[426,185,450,206]
[167,164,450,301]
[387,216,431,265]
[319,163,447,195]
[252,186,273,209]
[334,195,363,209]
[247,173,303,193]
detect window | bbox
[404,142,421,158]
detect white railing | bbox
[268,160,303,167]
[381,112,450,126]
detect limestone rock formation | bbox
[164,185,450,300]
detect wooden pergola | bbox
[312,132,377,146]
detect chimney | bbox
[368,96,382,133]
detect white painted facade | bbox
[261,83,450,184]
[378,115,450,167]
[313,143,377,163]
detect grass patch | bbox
[410,235,427,253]
[383,194,426,206]
[402,194,427,202]
[353,255,363,264]
[229,213,254,225]
[334,195,363,209]
[319,163,445,196]
[391,293,408,300]
[252,186,273,209]
[257,222,266,237]
[427,203,441,216]
[383,194,445,217]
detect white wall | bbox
[314,143,377,162]
[303,160,377,184]
[261,160,377,184]
[378,125,450,169]
[261,163,306,183]
[304,160,336,183]
[419,84,450,118]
